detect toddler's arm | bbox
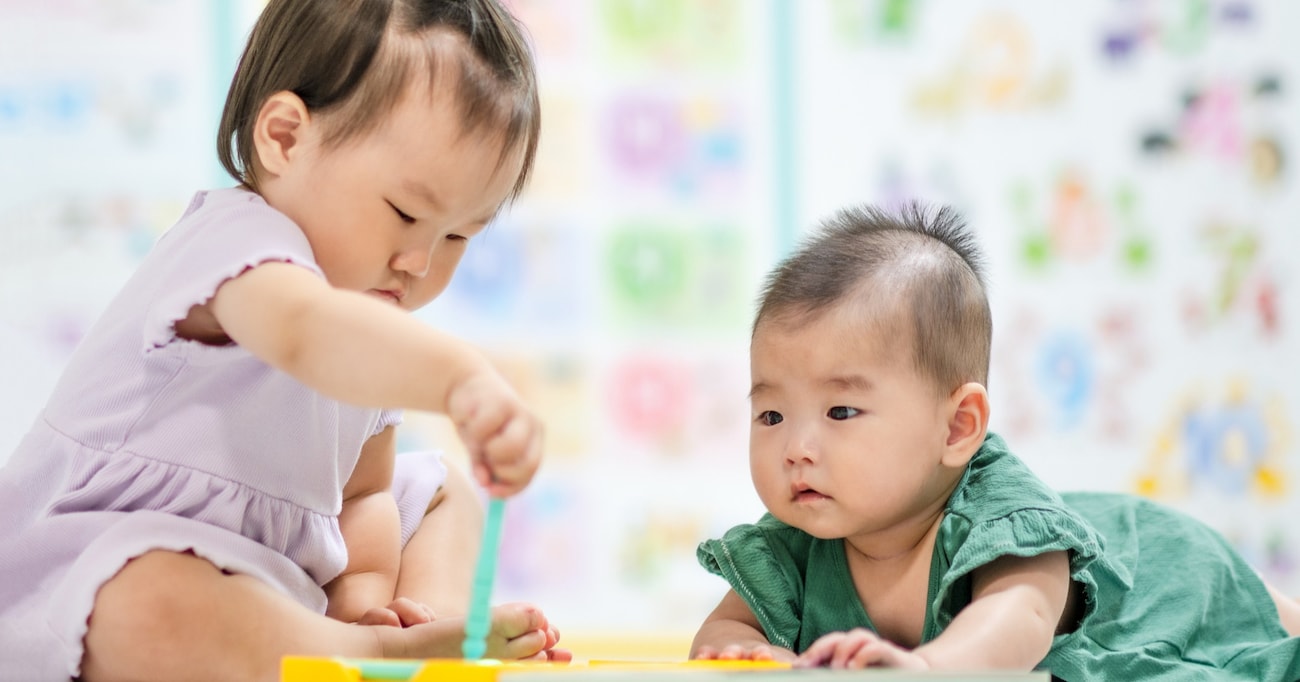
[324,426,406,624]
[912,550,1073,669]
[209,262,542,496]
[803,550,1074,670]
[691,590,797,663]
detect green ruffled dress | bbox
[698,433,1300,681]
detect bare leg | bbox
[393,462,571,662]
[1263,580,1300,636]
[82,550,381,682]
[396,460,483,617]
[81,550,555,682]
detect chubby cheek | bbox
[749,449,786,507]
[404,275,451,310]
[314,248,371,292]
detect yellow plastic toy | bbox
[281,656,1052,681]
[281,657,788,682]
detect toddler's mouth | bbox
[791,482,829,502]
[369,288,404,305]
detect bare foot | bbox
[373,602,566,661]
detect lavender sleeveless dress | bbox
[0,188,447,680]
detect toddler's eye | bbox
[388,201,416,224]
[757,410,784,426]
[827,406,860,420]
[446,234,467,242]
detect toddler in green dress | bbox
[691,203,1300,679]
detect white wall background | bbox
[1,0,1298,639]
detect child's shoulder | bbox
[938,433,1108,582]
[698,513,824,577]
[168,187,292,235]
[949,433,1068,519]
[151,187,313,261]
[714,513,817,553]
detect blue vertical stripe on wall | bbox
[771,0,798,255]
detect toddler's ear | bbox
[252,91,311,178]
[941,382,989,467]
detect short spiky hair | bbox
[755,203,992,391]
[217,0,540,199]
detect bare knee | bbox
[426,460,480,518]
[81,550,222,681]
[81,550,372,682]
[92,550,220,626]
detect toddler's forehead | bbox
[752,304,920,370]
[756,295,905,337]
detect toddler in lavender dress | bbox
[0,1,568,680]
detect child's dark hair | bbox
[756,203,992,391]
[217,0,540,199]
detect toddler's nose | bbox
[392,242,435,278]
[784,431,818,465]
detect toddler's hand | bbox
[693,643,793,663]
[795,628,928,670]
[446,370,543,497]
[356,597,437,628]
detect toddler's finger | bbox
[481,414,532,466]
[830,634,874,669]
[470,459,493,489]
[544,648,573,663]
[794,638,835,668]
[692,646,720,660]
[458,397,509,444]
[847,642,884,669]
[848,637,905,669]
[543,624,561,649]
[356,607,401,628]
[388,598,435,627]
[717,644,748,660]
[829,642,856,669]
[486,424,543,497]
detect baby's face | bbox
[748,305,953,541]
[266,70,523,312]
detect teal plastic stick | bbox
[340,658,422,680]
[462,496,506,659]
